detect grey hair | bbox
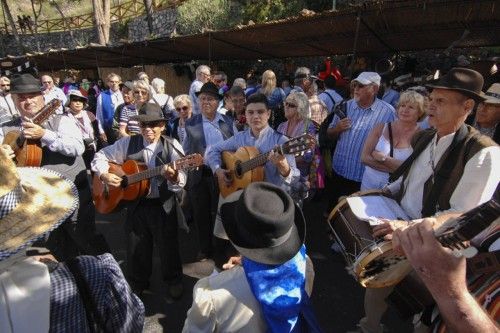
[151,78,165,94]
[196,65,211,79]
[294,66,311,87]
[288,91,311,120]
[173,94,192,108]
[132,80,153,99]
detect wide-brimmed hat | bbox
[9,73,42,94]
[65,89,88,106]
[426,67,485,101]
[130,102,166,123]
[221,182,306,265]
[195,82,222,100]
[482,83,500,105]
[0,148,79,261]
[353,72,381,86]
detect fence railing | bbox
[1,0,176,35]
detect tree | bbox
[0,0,22,53]
[92,0,110,45]
[30,0,43,51]
[143,0,154,35]
[177,0,233,35]
[49,0,77,45]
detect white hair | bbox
[151,78,165,94]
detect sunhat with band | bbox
[220,181,306,265]
[0,147,79,261]
[65,89,88,107]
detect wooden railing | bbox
[1,0,176,35]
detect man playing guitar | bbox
[0,73,107,261]
[206,93,300,269]
[92,103,186,300]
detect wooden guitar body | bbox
[3,130,43,167]
[220,146,264,198]
[93,160,150,214]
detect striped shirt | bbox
[119,104,140,135]
[328,98,395,182]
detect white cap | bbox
[353,72,381,86]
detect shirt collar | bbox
[202,112,223,123]
[249,125,271,139]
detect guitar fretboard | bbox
[239,148,278,174]
[126,163,169,185]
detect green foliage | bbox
[236,0,306,23]
[177,0,235,35]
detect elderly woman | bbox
[277,92,318,203]
[119,80,154,137]
[170,94,193,144]
[151,77,176,119]
[361,90,425,190]
[64,90,100,169]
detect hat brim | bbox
[425,84,487,102]
[65,96,88,107]
[482,94,500,105]
[221,190,306,265]
[0,168,79,260]
[130,114,167,123]
[10,87,42,95]
[195,90,222,100]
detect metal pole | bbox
[349,10,361,78]
[332,0,336,11]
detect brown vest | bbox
[392,124,497,217]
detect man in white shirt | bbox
[351,68,499,333]
[189,65,211,116]
[0,76,17,119]
[95,73,124,144]
[40,75,66,114]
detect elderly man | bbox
[183,82,234,261]
[292,66,315,94]
[96,73,124,145]
[189,64,211,115]
[473,83,500,144]
[350,68,500,333]
[40,74,66,114]
[183,182,321,333]
[0,73,106,261]
[0,76,17,119]
[92,103,187,299]
[327,72,395,204]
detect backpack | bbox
[318,100,347,150]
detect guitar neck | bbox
[126,163,172,185]
[435,199,499,248]
[239,146,282,174]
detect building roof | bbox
[2,0,499,71]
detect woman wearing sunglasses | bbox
[119,80,153,138]
[170,94,193,144]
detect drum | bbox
[327,191,412,288]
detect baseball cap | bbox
[353,72,381,86]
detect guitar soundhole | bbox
[120,176,129,188]
[235,161,243,178]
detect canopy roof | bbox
[2,0,499,71]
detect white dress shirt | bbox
[387,132,500,219]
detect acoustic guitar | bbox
[2,99,61,167]
[219,133,316,198]
[354,197,500,288]
[93,153,203,214]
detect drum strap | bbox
[388,122,394,158]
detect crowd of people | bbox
[0,61,498,332]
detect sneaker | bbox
[168,282,184,300]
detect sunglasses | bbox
[140,121,164,128]
[176,106,189,112]
[71,98,86,103]
[353,82,367,88]
[285,102,297,108]
[134,90,148,95]
[42,81,53,84]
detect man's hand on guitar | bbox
[268,149,290,177]
[372,219,408,240]
[99,172,123,188]
[22,121,46,140]
[99,133,108,143]
[162,165,179,183]
[0,144,15,160]
[215,168,232,186]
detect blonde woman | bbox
[170,94,193,144]
[259,69,286,127]
[361,90,425,190]
[119,80,154,137]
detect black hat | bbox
[131,103,166,123]
[195,82,222,100]
[221,182,305,265]
[426,67,486,101]
[10,74,42,94]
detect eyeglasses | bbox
[176,106,189,112]
[285,102,297,108]
[214,79,224,83]
[0,84,9,87]
[42,81,53,84]
[353,82,367,89]
[71,98,86,103]
[140,121,164,128]
[199,95,217,102]
[134,90,148,96]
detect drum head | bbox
[354,242,413,288]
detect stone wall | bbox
[127,8,177,42]
[0,8,177,57]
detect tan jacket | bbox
[182,257,315,333]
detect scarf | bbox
[242,245,323,333]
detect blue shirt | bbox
[319,89,343,113]
[205,125,299,188]
[382,88,400,109]
[201,112,230,152]
[329,98,395,182]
